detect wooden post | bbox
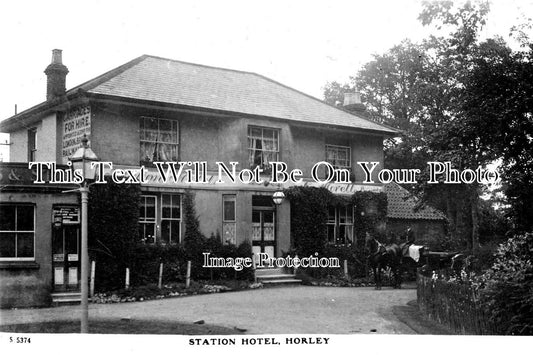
[344,259,348,278]
[252,253,257,283]
[90,260,96,298]
[125,268,130,290]
[185,261,191,288]
[158,263,163,289]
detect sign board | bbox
[113,166,384,195]
[68,254,79,262]
[62,105,91,161]
[53,254,64,262]
[52,207,80,225]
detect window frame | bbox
[326,204,354,246]
[160,194,182,244]
[139,116,179,165]
[28,128,37,162]
[222,195,237,245]
[247,126,280,171]
[325,144,351,170]
[0,204,36,261]
[139,195,157,244]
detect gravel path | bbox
[0,286,417,334]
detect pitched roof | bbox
[69,55,397,134]
[386,182,446,221]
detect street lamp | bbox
[272,190,285,205]
[70,135,99,333]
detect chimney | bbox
[44,49,69,101]
[343,91,366,114]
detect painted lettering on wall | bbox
[62,106,91,160]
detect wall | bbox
[9,128,26,162]
[0,191,77,308]
[9,113,58,163]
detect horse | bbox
[365,234,403,289]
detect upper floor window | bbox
[28,128,37,162]
[0,204,35,259]
[325,144,351,170]
[140,117,179,165]
[248,126,279,171]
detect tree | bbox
[323,1,532,252]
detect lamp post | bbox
[272,188,285,256]
[70,135,99,333]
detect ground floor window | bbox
[327,205,354,245]
[139,195,156,243]
[161,194,181,244]
[222,195,236,244]
[139,194,182,244]
[0,204,35,259]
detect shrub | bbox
[88,178,141,291]
[477,232,533,335]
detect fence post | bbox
[158,263,163,289]
[344,259,348,278]
[125,267,130,290]
[186,261,191,289]
[90,260,95,298]
[252,253,257,283]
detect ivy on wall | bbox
[285,186,388,255]
[88,177,141,291]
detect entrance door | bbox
[252,209,276,259]
[52,226,81,292]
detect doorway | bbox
[52,206,81,292]
[251,196,276,260]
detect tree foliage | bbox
[323,1,533,249]
[478,232,533,335]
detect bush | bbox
[88,178,141,291]
[477,232,533,335]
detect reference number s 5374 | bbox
[10,337,31,344]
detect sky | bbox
[0,0,532,160]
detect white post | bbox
[252,253,257,283]
[125,268,130,290]
[90,260,96,298]
[158,263,163,289]
[80,186,89,333]
[344,259,349,278]
[186,261,191,288]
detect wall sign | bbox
[62,105,91,161]
[52,207,80,225]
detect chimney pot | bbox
[343,91,366,114]
[51,49,63,65]
[343,92,361,106]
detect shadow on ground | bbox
[0,319,242,335]
[392,300,453,335]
